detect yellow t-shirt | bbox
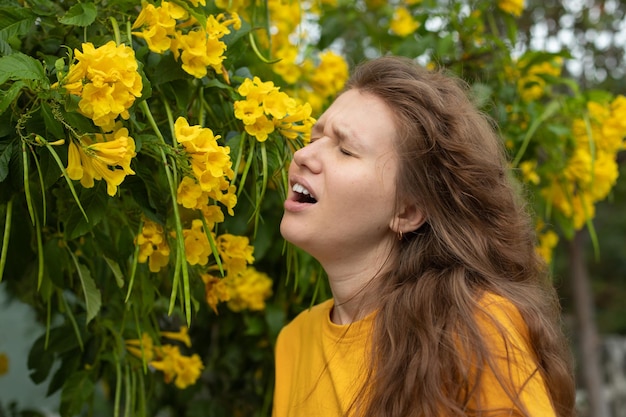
[272,295,556,417]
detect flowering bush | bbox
[0,0,624,416]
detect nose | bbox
[292,140,322,174]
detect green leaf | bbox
[0,80,25,115]
[0,141,12,182]
[0,52,46,85]
[60,371,94,417]
[104,255,124,288]
[58,3,97,27]
[27,335,56,384]
[64,185,108,240]
[74,260,102,325]
[0,6,38,55]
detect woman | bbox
[274,56,576,417]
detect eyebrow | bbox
[312,122,357,146]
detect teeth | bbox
[293,183,312,196]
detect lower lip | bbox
[284,199,315,212]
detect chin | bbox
[279,217,311,252]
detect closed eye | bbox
[339,147,353,156]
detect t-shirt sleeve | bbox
[470,295,556,416]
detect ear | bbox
[390,202,426,234]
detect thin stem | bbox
[0,197,14,282]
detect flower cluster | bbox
[535,220,559,264]
[202,267,273,313]
[61,41,142,131]
[132,1,241,79]
[234,76,315,142]
[175,117,236,216]
[125,327,204,390]
[543,96,626,229]
[202,234,272,313]
[513,55,563,102]
[136,219,171,273]
[66,127,136,196]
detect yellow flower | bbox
[66,127,136,196]
[132,2,182,53]
[519,160,540,185]
[174,117,236,215]
[309,51,349,99]
[498,0,524,17]
[244,114,275,142]
[516,57,562,102]
[272,47,302,84]
[125,332,155,362]
[136,219,171,272]
[65,41,142,131]
[217,185,237,216]
[216,233,254,276]
[536,228,558,264]
[177,176,207,209]
[234,98,264,125]
[263,90,293,119]
[201,205,225,228]
[176,29,227,78]
[225,267,273,312]
[161,326,192,348]
[202,274,231,313]
[150,345,204,389]
[390,7,420,37]
[183,219,212,266]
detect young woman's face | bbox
[280,89,400,263]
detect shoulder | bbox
[476,293,527,332]
[474,292,533,358]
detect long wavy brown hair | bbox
[344,57,576,417]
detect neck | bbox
[322,251,394,325]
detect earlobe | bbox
[390,203,426,234]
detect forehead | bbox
[314,89,397,142]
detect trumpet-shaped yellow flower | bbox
[66,127,136,196]
[125,332,155,362]
[234,98,264,125]
[177,176,207,209]
[161,326,191,348]
[136,219,171,272]
[234,77,316,142]
[127,330,204,389]
[183,219,213,266]
[244,114,275,142]
[149,345,204,389]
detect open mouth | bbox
[293,183,317,204]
